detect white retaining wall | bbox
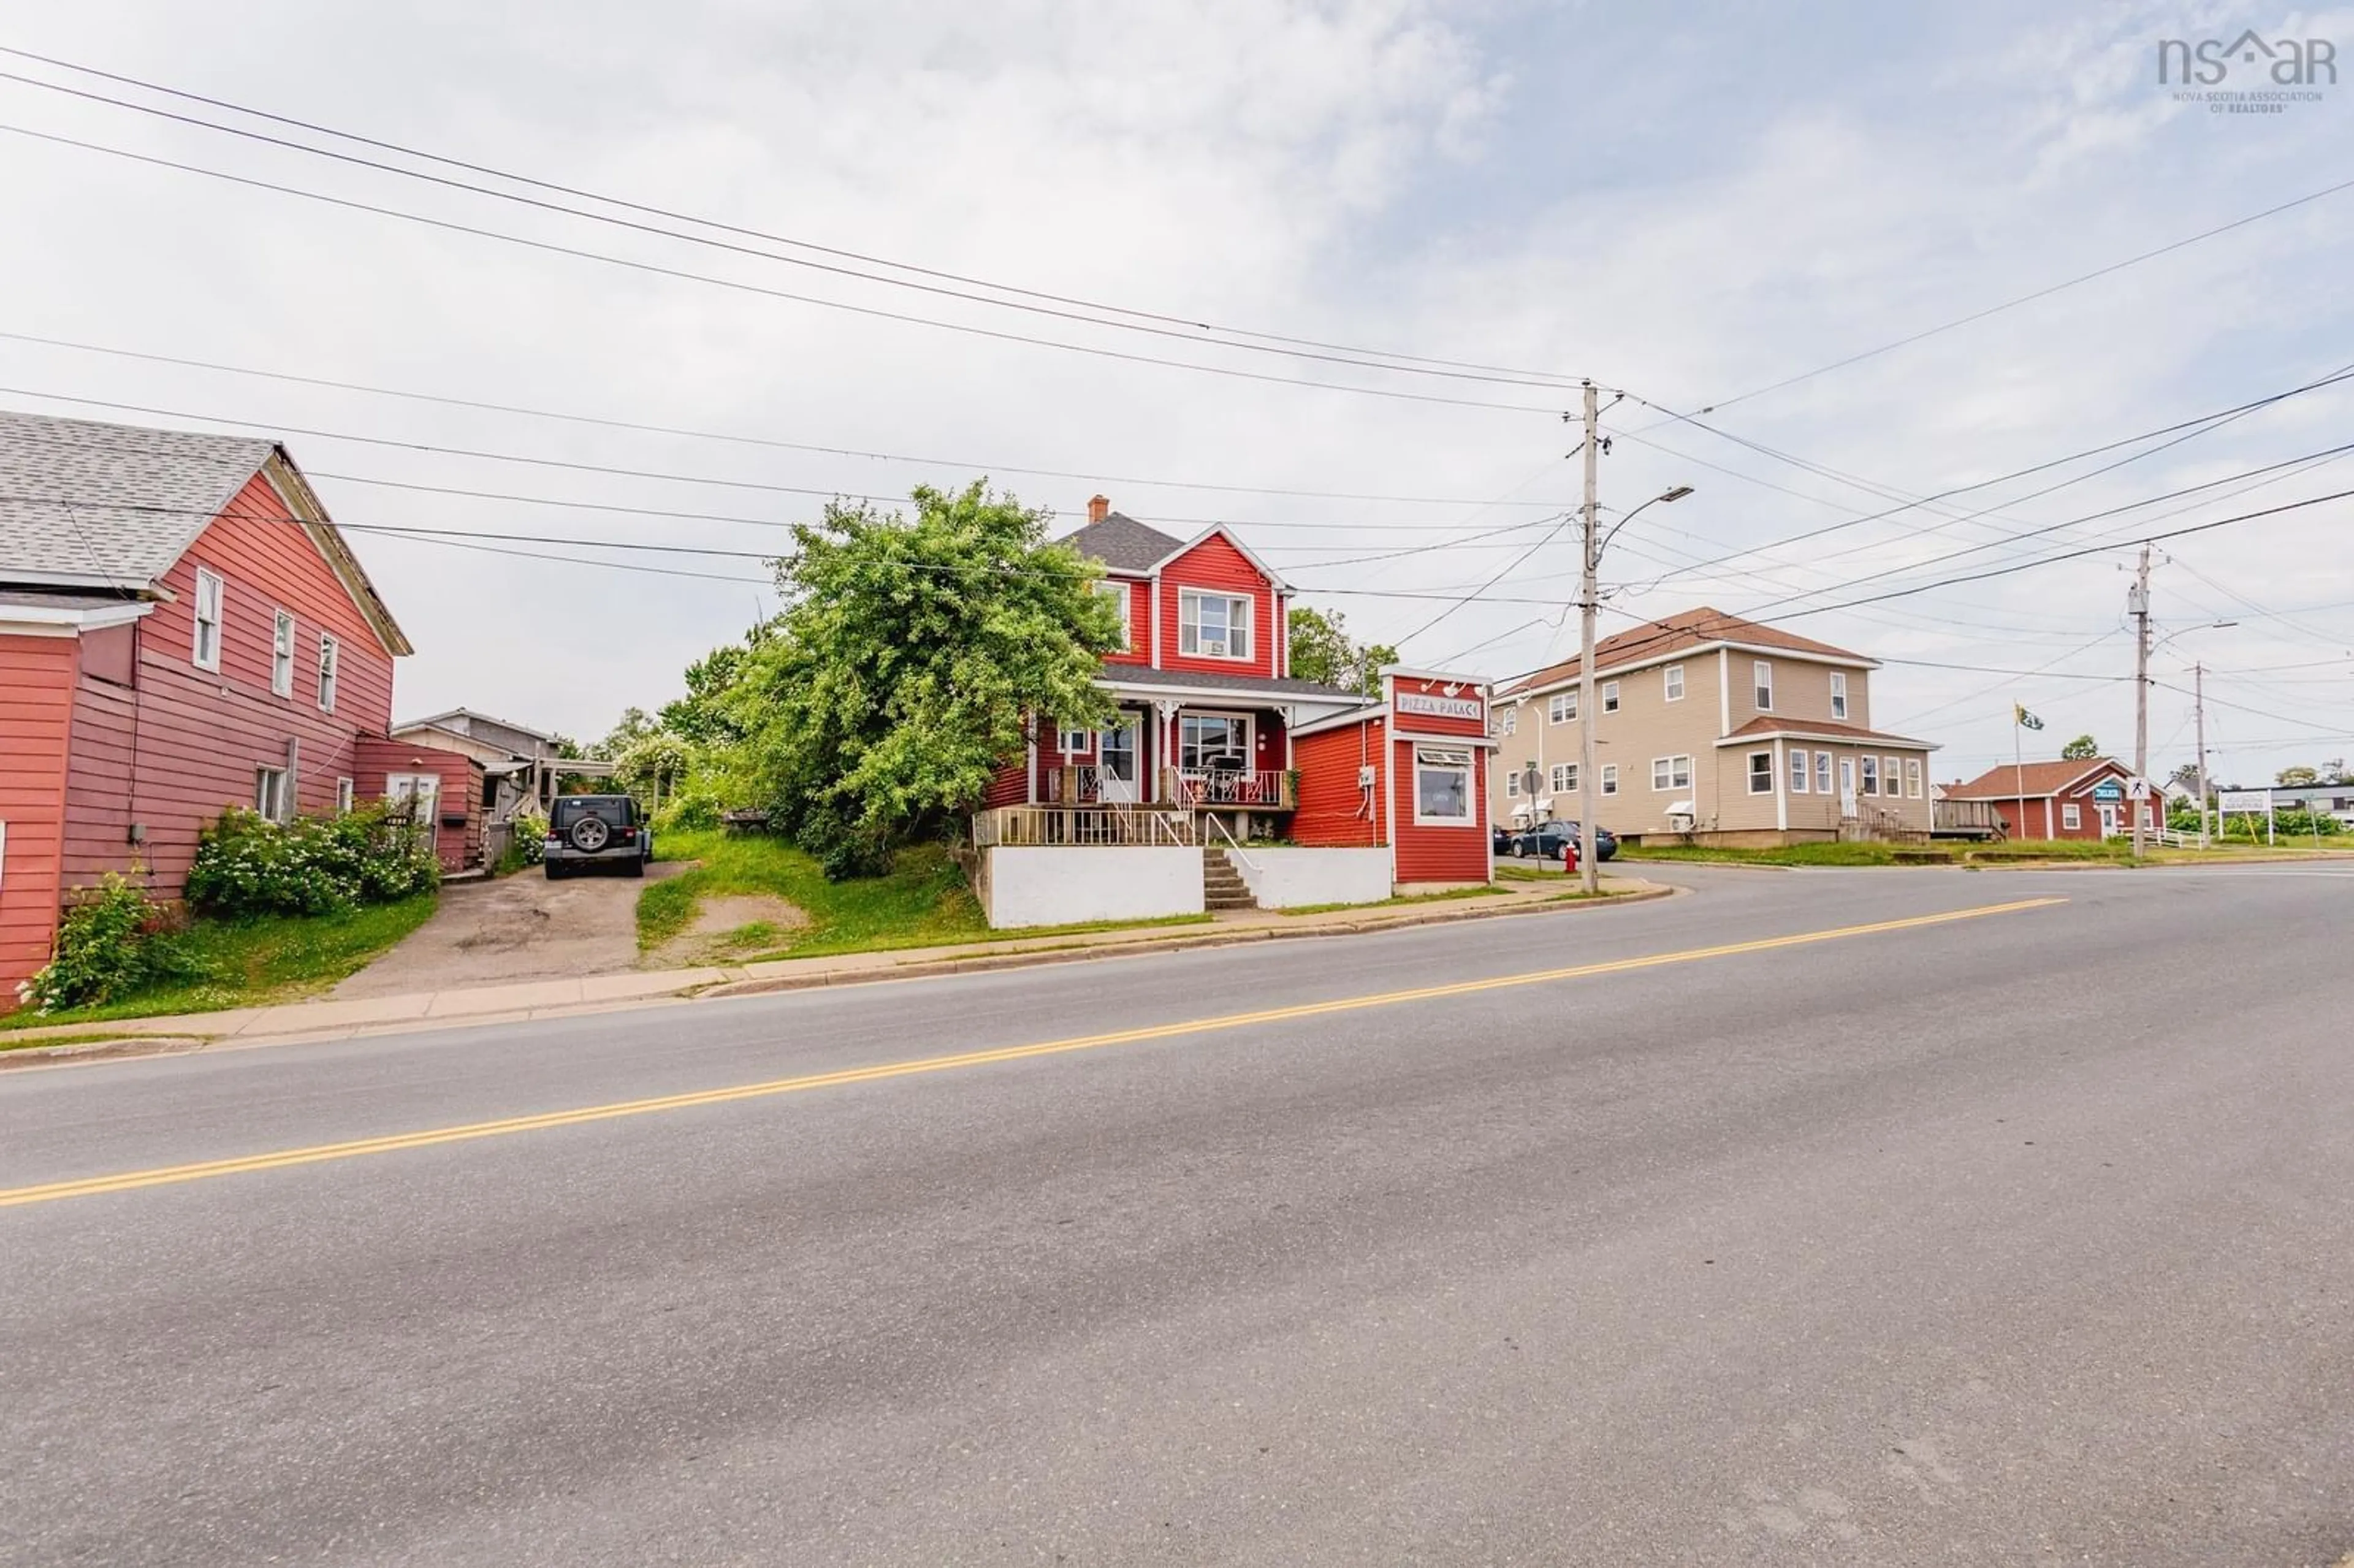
[982,846,1205,929]
[1231,846,1393,909]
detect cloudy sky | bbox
[2,0,2350,785]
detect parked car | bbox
[1492,824,1518,857]
[1509,819,1617,862]
[544,794,652,878]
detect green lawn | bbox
[1,893,438,1033]
[1615,841,1920,867]
[644,831,1213,962]
[1276,884,1511,916]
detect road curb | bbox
[695,883,1679,1001]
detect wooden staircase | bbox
[1202,846,1258,911]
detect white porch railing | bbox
[1165,767,1295,809]
[973,805,1197,848]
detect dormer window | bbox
[1179,589,1252,661]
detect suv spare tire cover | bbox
[569,813,611,851]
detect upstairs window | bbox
[1547,690,1577,725]
[1504,769,1520,797]
[1179,590,1251,660]
[1664,664,1685,702]
[192,566,223,671]
[270,609,295,697]
[1600,764,1619,796]
[1498,707,1517,736]
[1753,660,1774,712]
[1602,680,1620,713]
[1092,580,1131,650]
[1830,670,1848,721]
[316,633,340,713]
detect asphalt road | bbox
[4,864,2351,1566]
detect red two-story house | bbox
[0,410,476,1003]
[985,498,1374,831]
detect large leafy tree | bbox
[2060,733,2100,760]
[738,483,1124,876]
[1287,606,1398,698]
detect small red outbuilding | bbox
[1290,668,1496,888]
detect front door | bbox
[1098,717,1140,803]
[2097,802,2119,837]
[1838,758,1857,816]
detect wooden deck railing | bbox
[1931,798,2006,839]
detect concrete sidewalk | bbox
[0,877,1669,1066]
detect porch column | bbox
[1153,700,1181,804]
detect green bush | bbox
[655,793,723,833]
[500,810,548,872]
[186,805,440,919]
[16,872,192,1013]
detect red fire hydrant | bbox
[1562,837,1580,874]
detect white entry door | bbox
[1838,758,1857,816]
[1098,717,1141,803]
[2098,802,2119,837]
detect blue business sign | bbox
[2092,780,2125,801]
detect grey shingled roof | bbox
[1099,663,1369,701]
[0,409,277,589]
[1058,512,1186,573]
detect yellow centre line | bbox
[0,896,2063,1209]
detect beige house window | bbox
[1651,755,1693,791]
[1600,764,1618,796]
[1548,691,1577,724]
[1748,752,1773,794]
[1906,757,1923,798]
[1830,671,1848,720]
[1753,660,1774,711]
[1664,664,1685,702]
[1602,681,1620,713]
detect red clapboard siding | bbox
[1155,534,1278,680]
[353,740,481,870]
[0,634,79,999]
[58,478,403,899]
[984,750,1030,809]
[1392,734,1489,884]
[1102,576,1152,666]
[1290,720,1384,848]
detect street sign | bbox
[2127,777,2150,801]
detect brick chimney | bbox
[1087,494,1110,523]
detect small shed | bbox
[1289,667,1497,889]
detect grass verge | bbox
[1,893,438,1031]
[1276,885,1512,916]
[646,831,1213,961]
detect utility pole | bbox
[1577,380,1601,896]
[2194,661,2211,851]
[2130,544,2152,859]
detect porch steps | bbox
[1202,847,1258,911]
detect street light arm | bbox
[1598,485,1695,556]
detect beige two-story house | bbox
[1488,608,1940,846]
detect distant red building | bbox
[0,410,476,1002]
[1944,756,2154,841]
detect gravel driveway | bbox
[332,864,686,999]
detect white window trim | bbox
[1601,680,1620,713]
[1599,764,1618,796]
[2062,801,2082,831]
[1789,748,1810,793]
[270,608,295,697]
[1753,659,1774,713]
[335,777,354,815]
[1550,762,1577,794]
[253,766,289,823]
[1830,670,1848,721]
[1884,757,1903,798]
[1815,750,1834,796]
[1748,750,1774,794]
[316,632,340,712]
[1651,754,1693,792]
[1504,770,1520,797]
[1499,707,1517,736]
[1058,726,1092,756]
[1861,755,1880,796]
[1547,690,1577,725]
[1093,580,1132,651]
[192,566,224,672]
[1177,588,1253,662]
[1412,745,1477,828]
[1664,664,1685,702]
[1177,709,1255,771]
[1906,757,1923,799]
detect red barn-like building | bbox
[0,410,476,1002]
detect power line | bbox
[1640,170,2354,421]
[0,45,1594,390]
[0,329,1580,509]
[0,121,1570,418]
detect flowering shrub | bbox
[186,805,441,919]
[17,872,188,1013]
[505,810,548,870]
